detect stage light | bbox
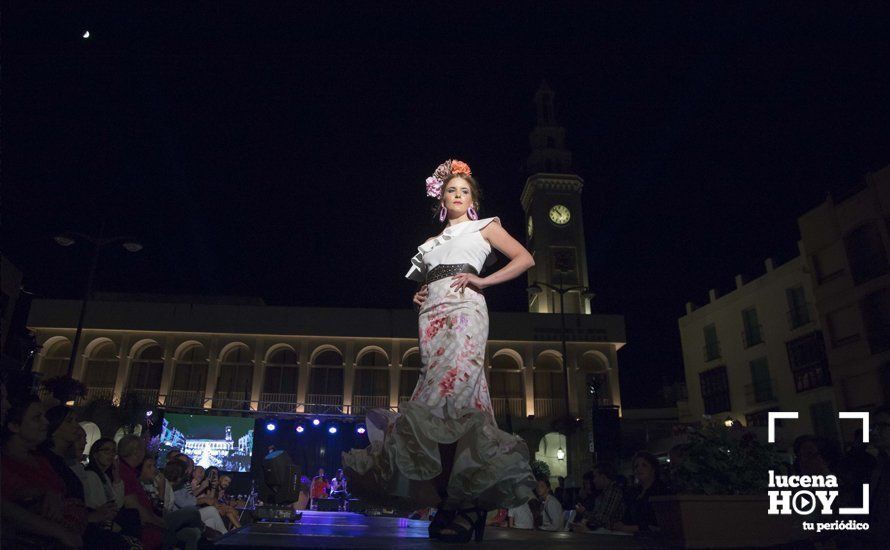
[145,410,153,417]
[356,425,366,435]
[295,425,305,433]
[328,426,338,434]
[83,30,90,39]
[266,422,277,432]
[312,418,321,426]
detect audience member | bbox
[612,451,671,534]
[118,434,166,549]
[507,499,535,530]
[535,478,564,531]
[572,462,625,532]
[310,467,330,501]
[164,459,228,535]
[1,394,83,548]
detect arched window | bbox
[126,344,163,408]
[533,352,566,418]
[262,347,299,412]
[41,340,72,379]
[398,351,422,405]
[84,340,118,402]
[215,346,253,410]
[489,353,524,419]
[170,344,208,407]
[308,348,344,413]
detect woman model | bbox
[343,159,537,542]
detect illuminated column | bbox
[112,334,132,405]
[296,340,309,413]
[204,337,220,409]
[389,340,401,409]
[158,339,175,406]
[524,347,536,417]
[250,338,264,411]
[343,341,355,414]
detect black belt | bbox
[426,263,478,284]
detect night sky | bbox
[4,4,890,406]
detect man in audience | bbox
[507,498,535,530]
[535,477,564,531]
[572,463,626,532]
[164,459,228,535]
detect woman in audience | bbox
[611,451,671,534]
[1,394,83,548]
[164,459,228,535]
[204,467,241,528]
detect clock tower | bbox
[522,81,591,314]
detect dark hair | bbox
[581,470,595,481]
[164,460,186,484]
[86,437,116,482]
[432,173,483,220]
[631,451,660,479]
[39,404,74,452]
[593,462,619,481]
[536,477,552,490]
[2,394,42,443]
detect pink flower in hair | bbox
[425,177,443,198]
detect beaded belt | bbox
[426,263,479,284]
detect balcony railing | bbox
[742,326,764,348]
[305,393,344,414]
[84,386,115,403]
[787,304,814,330]
[491,397,524,421]
[259,392,298,412]
[745,382,777,406]
[121,388,160,409]
[702,343,721,362]
[213,391,251,410]
[351,395,389,414]
[166,389,207,408]
[533,398,567,419]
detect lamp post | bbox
[526,275,596,429]
[55,225,142,378]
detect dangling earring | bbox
[468,205,478,220]
[439,205,447,222]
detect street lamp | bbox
[526,276,595,433]
[55,227,142,377]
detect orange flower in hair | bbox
[451,160,472,176]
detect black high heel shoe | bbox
[428,508,456,539]
[437,507,487,543]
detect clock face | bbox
[527,216,534,238]
[549,204,571,225]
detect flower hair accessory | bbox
[425,159,472,199]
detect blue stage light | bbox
[266,422,276,432]
[356,425,366,435]
[328,426,338,434]
[312,418,321,426]
[295,425,305,433]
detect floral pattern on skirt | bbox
[342,278,536,510]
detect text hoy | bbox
[767,470,869,516]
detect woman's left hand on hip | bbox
[451,273,487,292]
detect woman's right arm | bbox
[413,284,428,310]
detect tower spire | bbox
[527,81,572,174]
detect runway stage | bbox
[212,511,662,549]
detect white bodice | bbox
[405,217,500,282]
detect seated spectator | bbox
[572,463,625,532]
[507,500,534,529]
[81,436,141,540]
[164,459,228,535]
[1,394,83,548]
[204,467,240,528]
[310,468,330,503]
[612,451,671,534]
[118,434,166,549]
[535,478,564,531]
[142,454,206,550]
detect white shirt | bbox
[508,502,534,529]
[405,217,500,282]
[539,494,565,531]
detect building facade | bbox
[797,164,890,438]
[679,256,837,446]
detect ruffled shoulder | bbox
[404,217,502,281]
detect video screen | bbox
[159,413,254,472]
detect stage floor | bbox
[212,511,664,549]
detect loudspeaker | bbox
[261,450,301,505]
[315,498,341,512]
